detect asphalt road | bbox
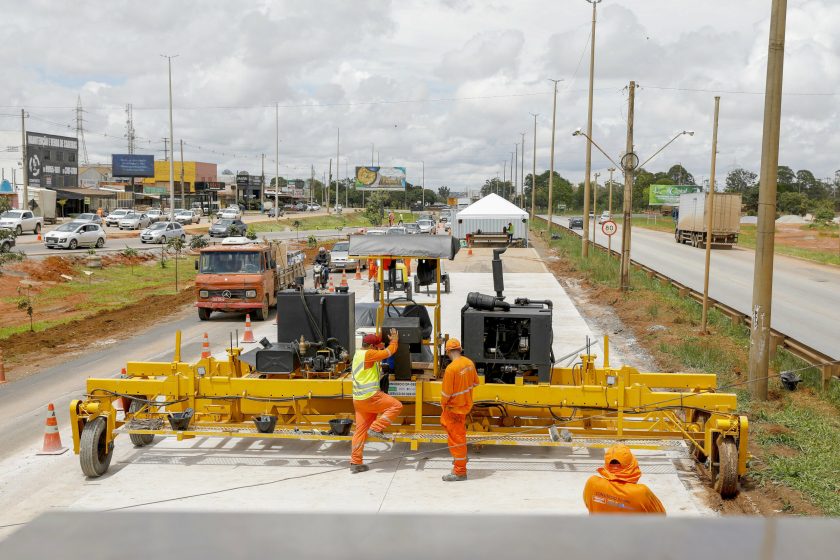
[542,215,839,361]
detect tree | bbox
[167,236,186,292]
[778,192,809,215]
[725,168,757,193]
[438,186,451,200]
[0,196,11,214]
[776,165,797,193]
[666,164,695,185]
[363,192,386,226]
[812,201,836,223]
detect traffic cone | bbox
[200,332,211,359]
[0,348,6,384]
[468,241,473,256]
[354,266,362,280]
[242,314,255,343]
[328,278,335,293]
[340,270,348,288]
[37,233,42,241]
[37,404,68,455]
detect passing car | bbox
[386,226,407,235]
[175,209,200,225]
[569,216,584,229]
[293,203,306,212]
[307,203,321,212]
[598,211,612,224]
[71,213,104,226]
[146,209,164,223]
[417,219,434,234]
[0,210,42,236]
[104,208,130,227]
[140,221,186,244]
[118,212,151,230]
[404,222,420,234]
[366,229,386,236]
[329,241,365,272]
[44,223,106,250]
[219,207,242,220]
[209,218,247,238]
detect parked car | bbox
[44,223,106,250]
[569,216,584,229]
[404,222,420,234]
[0,210,42,235]
[267,208,284,218]
[104,208,130,227]
[417,219,434,234]
[293,203,306,212]
[598,211,612,224]
[308,203,321,212]
[175,209,201,225]
[0,232,14,253]
[209,218,247,238]
[146,209,164,223]
[190,203,204,217]
[118,212,151,230]
[71,213,104,226]
[329,241,365,272]
[219,207,242,220]
[386,226,407,235]
[140,221,186,244]
[335,204,343,214]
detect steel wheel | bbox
[79,416,114,478]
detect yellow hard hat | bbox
[445,338,462,352]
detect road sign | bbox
[601,220,617,236]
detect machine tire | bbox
[79,416,114,478]
[444,276,451,294]
[96,237,105,248]
[128,398,154,447]
[373,283,380,302]
[690,411,710,463]
[68,239,78,250]
[254,297,268,321]
[713,437,739,498]
[197,308,212,321]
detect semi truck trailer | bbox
[674,192,742,248]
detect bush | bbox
[189,234,209,250]
[812,202,836,224]
[307,235,318,247]
[246,226,257,240]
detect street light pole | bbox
[701,96,721,334]
[582,0,602,257]
[335,128,339,212]
[547,79,562,239]
[607,167,615,254]
[592,172,600,246]
[749,0,788,401]
[620,81,636,291]
[520,131,526,207]
[421,160,425,208]
[275,102,280,220]
[162,54,178,218]
[529,113,538,220]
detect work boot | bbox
[350,464,370,474]
[442,473,467,482]
[367,429,393,441]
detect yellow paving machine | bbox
[71,236,748,497]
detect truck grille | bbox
[207,289,247,299]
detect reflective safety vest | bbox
[352,351,381,401]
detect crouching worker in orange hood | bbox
[583,444,666,514]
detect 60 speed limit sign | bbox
[601,220,618,236]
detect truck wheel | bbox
[254,297,268,321]
[128,398,154,447]
[15,225,22,236]
[198,308,212,321]
[35,223,41,234]
[79,417,114,478]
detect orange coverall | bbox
[582,444,666,514]
[351,340,402,465]
[440,355,479,476]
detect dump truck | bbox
[194,238,305,321]
[674,192,742,247]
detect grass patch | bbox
[249,212,419,233]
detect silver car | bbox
[44,223,106,250]
[146,209,164,223]
[140,221,186,244]
[175,209,200,225]
[118,212,151,230]
[72,213,104,226]
[104,208,130,227]
[329,241,364,271]
[417,219,434,234]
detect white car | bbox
[104,208,130,227]
[598,211,612,224]
[140,221,186,244]
[307,204,321,212]
[118,212,151,230]
[219,208,241,220]
[329,241,365,271]
[417,219,434,234]
[44,223,106,250]
[175,209,200,225]
[146,209,164,223]
[0,210,42,235]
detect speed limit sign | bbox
[601,220,617,236]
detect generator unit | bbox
[461,248,554,383]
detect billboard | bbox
[26,132,78,189]
[354,166,406,191]
[112,154,154,177]
[648,184,701,205]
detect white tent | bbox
[453,193,529,243]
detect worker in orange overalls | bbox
[349,329,403,473]
[439,338,479,481]
[583,443,666,514]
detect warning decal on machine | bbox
[387,381,417,397]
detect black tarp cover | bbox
[348,234,459,260]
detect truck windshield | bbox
[1,211,22,218]
[200,251,262,274]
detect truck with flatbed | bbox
[674,192,742,248]
[0,209,42,235]
[194,238,306,321]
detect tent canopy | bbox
[455,193,528,220]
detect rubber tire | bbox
[180,234,186,242]
[128,398,154,447]
[713,437,739,499]
[79,416,114,478]
[444,276,451,294]
[1,241,9,252]
[198,308,212,321]
[373,283,380,302]
[34,223,41,234]
[68,239,78,250]
[15,225,22,236]
[254,296,268,321]
[96,237,105,248]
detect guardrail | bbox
[536,216,838,390]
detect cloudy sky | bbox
[1,0,837,191]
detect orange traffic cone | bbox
[37,404,68,455]
[328,278,335,293]
[37,233,42,242]
[242,314,255,343]
[200,332,211,359]
[340,270,348,288]
[354,266,362,280]
[0,348,6,384]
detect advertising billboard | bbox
[112,154,154,177]
[649,184,701,205]
[354,166,406,191]
[26,132,78,189]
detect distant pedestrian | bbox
[507,222,513,243]
[388,211,395,227]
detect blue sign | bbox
[0,179,13,193]
[112,154,154,177]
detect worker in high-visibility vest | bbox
[349,329,403,473]
[440,338,479,481]
[582,444,666,514]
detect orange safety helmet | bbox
[445,338,462,352]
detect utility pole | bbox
[20,109,28,210]
[530,113,538,220]
[327,159,332,209]
[547,79,561,239]
[748,0,788,401]
[179,139,185,208]
[310,165,315,205]
[520,132,526,207]
[334,128,340,211]
[607,167,615,254]
[701,96,721,334]
[513,145,518,202]
[162,54,178,220]
[125,104,136,154]
[619,81,636,291]
[592,172,600,246]
[421,161,425,208]
[502,161,507,196]
[275,102,280,220]
[582,0,602,257]
[260,153,265,211]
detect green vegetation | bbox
[249,211,419,233]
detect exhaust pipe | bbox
[492,247,507,298]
